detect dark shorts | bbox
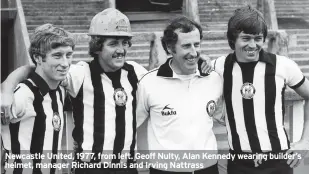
[149,163,219,174]
[227,151,293,174]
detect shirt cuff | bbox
[290,76,305,89]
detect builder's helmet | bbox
[88,8,133,37]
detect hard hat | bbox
[89,8,133,37]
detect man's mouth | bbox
[112,53,125,59]
[57,70,68,74]
[244,49,259,56]
[246,50,256,54]
[185,57,198,62]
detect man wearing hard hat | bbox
[64,8,147,174]
[1,8,147,174]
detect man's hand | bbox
[200,55,213,74]
[286,140,309,168]
[0,65,35,125]
[1,91,14,125]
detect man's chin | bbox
[183,66,197,75]
[54,75,67,82]
[245,55,259,61]
[113,61,125,68]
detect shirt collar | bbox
[29,71,50,96]
[157,58,208,78]
[258,49,276,66]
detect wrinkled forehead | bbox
[175,28,200,44]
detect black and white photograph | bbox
[1,0,309,174]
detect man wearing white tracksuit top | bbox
[136,16,222,174]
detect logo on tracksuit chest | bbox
[161,104,177,116]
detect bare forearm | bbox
[1,65,35,92]
[300,99,309,143]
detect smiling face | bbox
[234,32,264,62]
[97,37,130,72]
[169,28,201,75]
[36,45,73,85]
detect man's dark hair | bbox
[227,5,268,50]
[88,36,132,59]
[161,16,203,54]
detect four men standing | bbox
[1,4,309,174]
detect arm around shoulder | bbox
[63,62,87,98]
[1,65,35,93]
[126,61,148,81]
[1,65,35,124]
[9,83,36,123]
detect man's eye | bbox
[53,54,61,59]
[66,53,73,58]
[182,44,191,48]
[255,37,263,41]
[242,37,250,41]
[109,42,118,46]
[123,41,129,46]
[194,43,200,47]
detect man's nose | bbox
[190,45,198,57]
[116,44,126,53]
[248,39,257,48]
[61,56,71,67]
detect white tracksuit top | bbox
[136,58,223,171]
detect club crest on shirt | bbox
[240,82,256,99]
[113,88,128,106]
[52,112,61,131]
[206,100,216,117]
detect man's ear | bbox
[95,51,101,56]
[33,54,42,65]
[166,44,174,54]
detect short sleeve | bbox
[10,83,36,123]
[209,72,225,124]
[63,62,87,97]
[281,56,305,89]
[136,78,150,128]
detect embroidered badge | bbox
[52,112,61,131]
[206,100,216,117]
[240,82,256,99]
[113,88,128,106]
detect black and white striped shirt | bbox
[65,59,147,164]
[214,50,305,153]
[1,72,65,174]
